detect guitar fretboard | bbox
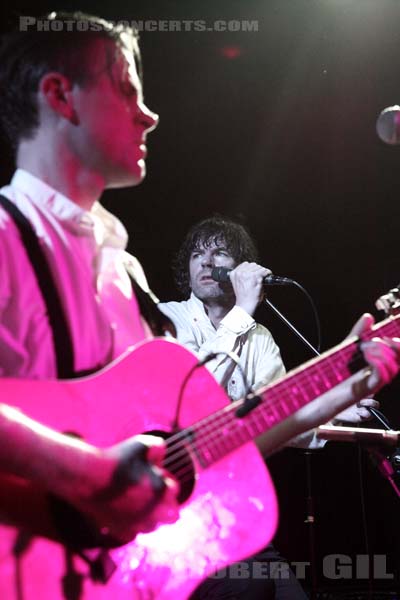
[182,314,400,467]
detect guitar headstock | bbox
[376,285,400,315]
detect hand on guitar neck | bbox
[330,313,398,423]
[257,313,400,456]
[0,405,179,545]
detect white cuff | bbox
[220,305,256,335]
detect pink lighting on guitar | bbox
[2,302,399,599]
[116,493,238,592]
[0,339,276,600]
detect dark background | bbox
[1,0,400,596]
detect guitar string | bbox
[169,357,379,485]
[162,318,400,479]
[165,315,400,461]
[165,343,359,449]
[163,345,367,476]
[163,340,356,453]
[162,345,365,478]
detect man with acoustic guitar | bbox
[0,11,179,554]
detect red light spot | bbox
[220,46,242,59]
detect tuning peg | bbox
[376,286,400,315]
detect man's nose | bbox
[201,254,214,267]
[138,102,159,134]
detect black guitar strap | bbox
[0,194,176,379]
[0,194,179,574]
[128,275,176,338]
[0,194,75,379]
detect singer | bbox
[160,217,378,422]
[159,216,382,600]
[160,216,286,401]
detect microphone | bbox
[317,425,400,498]
[211,266,294,286]
[376,105,400,145]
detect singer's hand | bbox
[230,262,272,316]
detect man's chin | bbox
[105,168,146,189]
[194,287,225,301]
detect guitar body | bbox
[0,338,278,600]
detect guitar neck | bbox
[183,313,400,468]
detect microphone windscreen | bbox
[211,267,231,282]
[376,105,400,145]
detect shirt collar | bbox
[11,169,128,249]
[187,292,213,324]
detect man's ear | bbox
[39,72,78,124]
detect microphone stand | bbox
[263,294,400,595]
[263,297,320,356]
[367,446,400,499]
[317,425,400,498]
[262,293,400,598]
[262,295,321,600]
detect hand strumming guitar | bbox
[0,404,178,544]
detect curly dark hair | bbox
[0,12,141,151]
[173,216,259,298]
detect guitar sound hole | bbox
[144,430,195,504]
